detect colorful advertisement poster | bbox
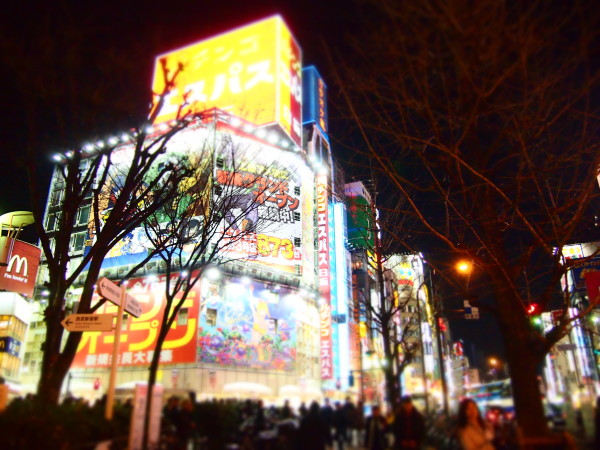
[214,135,304,274]
[197,277,297,371]
[0,239,41,298]
[72,274,199,368]
[152,15,302,147]
[84,125,213,269]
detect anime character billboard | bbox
[72,274,199,368]
[197,277,297,371]
[84,126,213,269]
[213,134,305,275]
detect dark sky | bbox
[0,0,504,366]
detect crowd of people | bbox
[158,394,585,449]
[160,394,429,449]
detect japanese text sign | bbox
[152,15,302,146]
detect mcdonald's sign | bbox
[0,239,41,297]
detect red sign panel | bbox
[72,274,199,368]
[584,270,600,305]
[316,174,333,379]
[0,239,41,298]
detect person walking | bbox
[364,405,388,450]
[391,396,425,450]
[333,401,348,450]
[456,398,495,450]
[320,398,334,448]
[298,401,330,450]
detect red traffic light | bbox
[527,303,540,315]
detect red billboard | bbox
[0,239,41,298]
[72,274,199,368]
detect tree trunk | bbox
[493,279,549,437]
[143,325,169,450]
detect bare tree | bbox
[25,54,197,404]
[111,125,295,448]
[347,186,422,410]
[332,0,600,437]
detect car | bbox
[544,403,566,430]
[485,404,515,425]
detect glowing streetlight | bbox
[456,260,473,274]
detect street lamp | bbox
[488,357,499,381]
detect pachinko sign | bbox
[316,174,333,379]
[72,275,198,368]
[152,15,302,147]
[215,137,303,274]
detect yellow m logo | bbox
[7,255,27,276]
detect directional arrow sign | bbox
[96,277,142,317]
[61,314,114,332]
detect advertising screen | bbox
[72,274,199,368]
[197,277,297,371]
[152,15,302,147]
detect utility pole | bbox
[429,269,449,416]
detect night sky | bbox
[0,0,504,367]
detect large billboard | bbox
[197,277,297,371]
[152,15,302,147]
[85,128,305,277]
[72,274,198,368]
[84,125,213,269]
[0,239,41,298]
[214,133,305,275]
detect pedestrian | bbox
[391,396,425,449]
[364,404,388,450]
[354,399,366,446]
[298,401,330,450]
[342,396,357,444]
[456,398,495,450]
[320,398,334,447]
[299,401,308,418]
[595,396,600,450]
[333,401,348,450]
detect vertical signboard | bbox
[302,66,328,135]
[316,174,333,379]
[152,15,302,147]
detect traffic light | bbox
[527,303,540,315]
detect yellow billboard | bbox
[152,15,302,146]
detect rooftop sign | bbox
[152,15,302,147]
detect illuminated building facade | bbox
[20,16,357,403]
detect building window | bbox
[70,232,86,252]
[77,205,91,226]
[46,212,61,231]
[206,308,217,326]
[177,308,189,325]
[50,189,63,206]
